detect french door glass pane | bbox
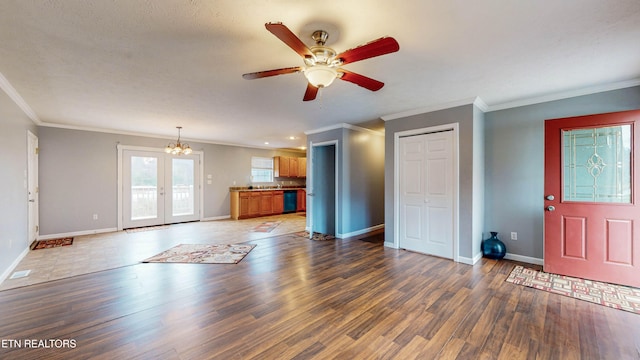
[563,125,631,203]
[131,156,158,220]
[172,158,194,216]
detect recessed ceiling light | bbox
[288,136,296,140]
[264,142,269,145]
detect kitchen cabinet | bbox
[289,157,299,177]
[298,157,306,178]
[274,156,306,178]
[297,189,306,212]
[274,156,290,177]
[249,192,260,217]
[260,191,273,215]
[231,190,287,219]
[273,191,284,214]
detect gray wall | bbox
[306,125,385,237]
[0,90,38,279]
[38,127,305,236]
[484,86,640,260]
[384,104,483,260]
[341,127,385,234]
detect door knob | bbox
[545,195,555,201]
[546,206,555,211]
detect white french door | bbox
[122,149,200,229]
[399,130,454,258]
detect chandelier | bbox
[165,126,192,155]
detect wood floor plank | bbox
[1,231,639,359]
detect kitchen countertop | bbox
[229,187,306,192]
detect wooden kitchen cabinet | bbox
[239,192,250,218]
[298,157,306,178]
[260,191,273,215]
[289,157,299,177]
[274,156,290,177]
[297,189,306,212]
[231,190,287,219]
[249,192,261,216]
[274,156,306,178]
[273,191,284,214]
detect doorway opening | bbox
[308,141,338,237]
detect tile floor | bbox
[0,213,307,291]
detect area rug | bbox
[142,244,256,264]
[295,231,335,241]
[251,221,281,233]
[125,225,169,233]
[506,265,640,315]
[31,237,73,250]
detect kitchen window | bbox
[251,156,273,183]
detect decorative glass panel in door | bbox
[122,151,165,229]
[171,158,195,217]
[563,125,631,203]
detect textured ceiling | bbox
[1,0,639,149]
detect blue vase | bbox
[482,232,506,259]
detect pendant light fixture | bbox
[165,126,192,155]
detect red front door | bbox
[544,110,640,288]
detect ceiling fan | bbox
[242,22,399,101]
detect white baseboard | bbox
[384,241,397,249]
[0,246,30,285]
[337,224,384,239]
[458,252,482,265]
[504,253,544,265]
[38,227,118,240]
[201,215,231,221]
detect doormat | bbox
[142,244,256,264]
[31,237,73,250]
[251,221,281,233]
[295,231,335,241]
[125,225,169,233]
[506,265,640,315]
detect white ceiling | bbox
[1,1,639,149]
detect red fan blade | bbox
[265,22,313,58]
[335,37,399,65]
[303,83,319,101]
[242,66,302,80]
[338,69,384,91]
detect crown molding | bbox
[0,71,41,124]
[305,122,384,136]
[37,121,286,151]
[486,78,640,111]
[381,97,485,121]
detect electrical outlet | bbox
[511,232,517,240]
[93,214,98,220]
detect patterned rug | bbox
[125,225,169,233]
[506,265,640,315]
[295,231,335,241]
[31,237,73,250]
[251,221,281,233]
[142,244,256,264]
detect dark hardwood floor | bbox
[0,232,638,359]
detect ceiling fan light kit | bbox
[242,22,399,101]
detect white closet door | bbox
[399,130,454,259]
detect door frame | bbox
[117,144,204,230]
[392,123,460,262]
[27,130,39,244]
[307,140,339,237]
